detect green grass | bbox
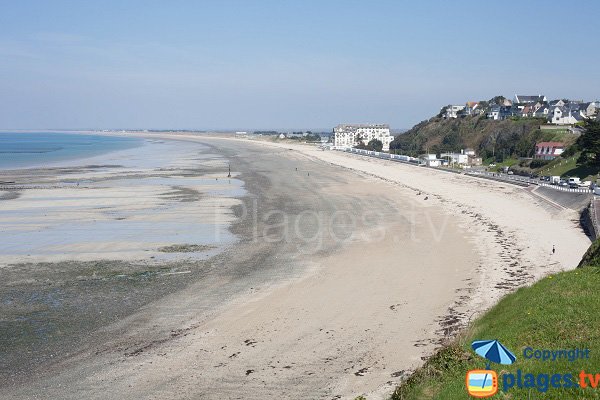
[391,265,600,399]
[486,157,520,172]
[537,154,600,180]
[538,156,578,176]
[541,129,575,143]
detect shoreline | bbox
[0,131,146,171]
[0,137,244,387]
[1,132,591,399]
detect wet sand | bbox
[0,138,242,386]
[0,134,590,399]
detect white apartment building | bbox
[333,124,394,151]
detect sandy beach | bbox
[0,134,590,400]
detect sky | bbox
[0,0,599,131]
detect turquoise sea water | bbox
[0,131,143,169]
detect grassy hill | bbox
[535,154,600,181]
[390,241,600,399]
[390,116,578,162]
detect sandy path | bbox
[4,135,590,400]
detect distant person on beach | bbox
[552,245,555,254]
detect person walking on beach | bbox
[552,245,555,255]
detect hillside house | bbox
[465,102,483,116]
[549,99,566,107]
[443,105,466,119]
[549,106,584,125]
[514,95,547,104]
[533,105,550,118]
[535,142,565,160]
[578,102,598,118]
[487,106,501,120]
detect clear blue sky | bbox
[1,1,598,130]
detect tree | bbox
[367,139,383,152]
[355,133,365,147]
[489,95,507,106]
[577,120,600,167]
[305,133,321,142]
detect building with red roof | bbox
[535,142,565,160]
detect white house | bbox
[418,154,439,166]
[333,124,394,151]
[443,105,466,119]
[440,152,469,165]
[514,94,547,104]
[549,99,566,107]
[487,106,501,120]
[549,106,584,125]
[579,102,598,118]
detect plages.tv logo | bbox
[466,339,516,398]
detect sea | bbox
[0,131,143,169]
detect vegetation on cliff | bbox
[389,115,575,163]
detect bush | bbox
[367,139,383,152]
[529,159,551,169]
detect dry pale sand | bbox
[195,135,591,304]
[3,134,590,400]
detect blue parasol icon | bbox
[472,339,516,368]
[470,340,516,393]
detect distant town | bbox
[442,94,599,125]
